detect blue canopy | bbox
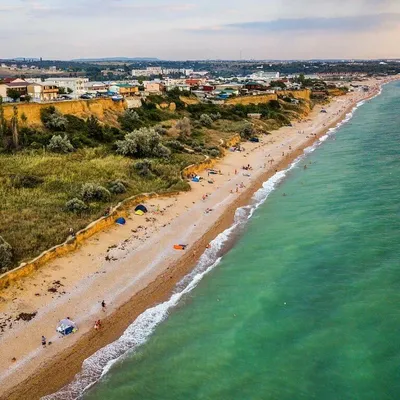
[116,217,126,225]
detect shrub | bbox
[165,140,185,152]
[0,236,13,273]
[41,106,68,131]
[11,174,44,189]
[209,149,220,158]
[65,198,88,213]
[81,183,111,202]
[176,117,191,137]
[133,159,153,177]
[199,114,213,127]
[109,180,127,194]
[86,116,104,141]
[155,125,167,135]
[210,112,221,121]
[119,110,142,132]
[47,135,74,153]
[240,123,254,139]
[116,127,171,158]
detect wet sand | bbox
[0,78,392,400]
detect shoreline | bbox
[0,78,394,400]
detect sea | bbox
[47,81,400,400]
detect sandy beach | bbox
[0,77,394,400]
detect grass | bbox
[0,148,203,267]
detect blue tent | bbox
[116,217,126,225]
[192,176,200,182]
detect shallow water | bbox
[84,82,400,400]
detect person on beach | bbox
[101,300,106,311]
[41,335,46,348]
[69,227,75,238]
[94,320,101,331]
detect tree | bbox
[11,106,19,148]
[23,94,32,103]
[58,87,66,95]
[87,116,103,141]
[67,88,73,94]
[270,80,287,89]
[0,98,6,145]
[116,127,171,158]
[7,89,21,102]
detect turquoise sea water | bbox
[84,82,400,400]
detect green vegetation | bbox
[0,149,203,269]
[0,92,309,271]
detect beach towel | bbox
[135,210,144,216]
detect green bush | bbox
[65,198,88,213]
[118,110,142,132]
[109,180,127,194]
[41,106,68,131]
[0,236,13,273]
[209,149,220,158]
[81,183,111,202]
[133,159,153,177]
[116,127,171,158]
[240,123,254,139]
[165,140,185,152]
[48,135,74,153]
[199,114,213,127]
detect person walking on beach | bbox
[94,320,102,331]
[41,335,47,348]
[101,300,106,311]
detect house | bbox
[144,82,164,93]
[186,78,204,87]
[109,83,139,98]
[44,78,89,98]
[27,83,59,102]
[3,78,26,84]
[4,81,29,97]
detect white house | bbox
[44,77,89,98]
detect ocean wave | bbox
[41,93,374,400]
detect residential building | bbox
[144,82,164,93]
[4,81,29,97]
[109,83,139,98]
[132,66,162,77]
[27,83,59,102]
[44,78,89,98]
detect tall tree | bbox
[11,106,19,148]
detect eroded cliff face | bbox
[225,90,311,106]
[3,98,126,125]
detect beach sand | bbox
[0,78,393,400]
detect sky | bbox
[0,0,399,60]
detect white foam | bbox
[41,92,375,400]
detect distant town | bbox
[0,59,398,104]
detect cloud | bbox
[190,13,400,34]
